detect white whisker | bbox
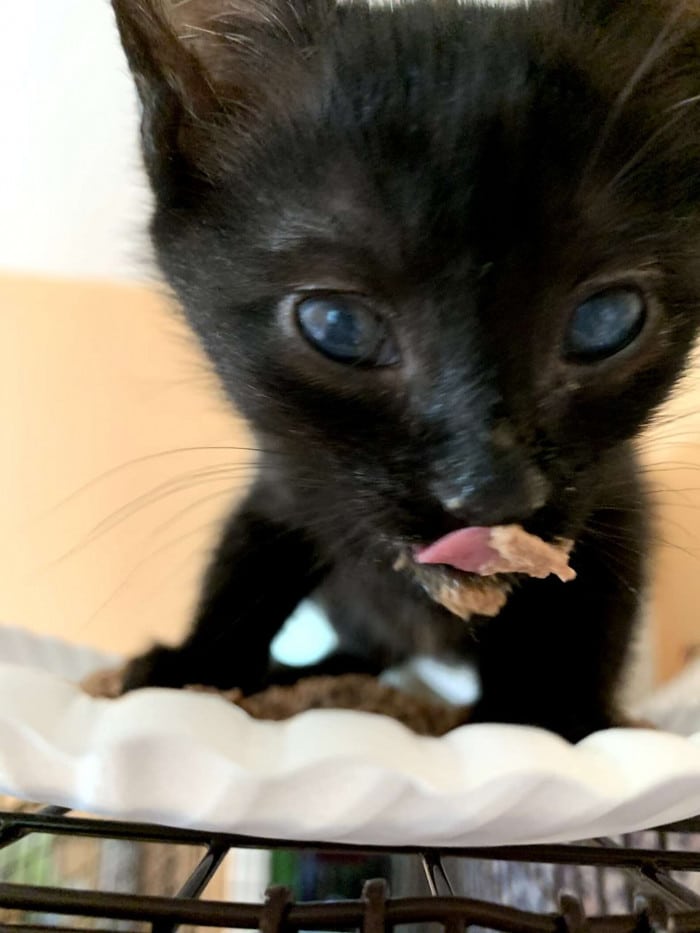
[669,92,700,112]
[580,6,686,188]
[606,109,686,193]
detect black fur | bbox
[112,0,700,741]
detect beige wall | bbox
[649,442,700,680]
[1,275,248,656]
[1,274,698,680]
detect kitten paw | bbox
[80,647,187,696]
[120,644,191,693]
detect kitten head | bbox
[113,0,700,554]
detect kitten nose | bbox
[433,462,550,527]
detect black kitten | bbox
[112,0,700,741]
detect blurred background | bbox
[1,0,250,659]
[2,0,699,683]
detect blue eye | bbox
[295,295,399,366]
[565,287,646,363]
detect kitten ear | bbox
[111,1,219,191]
[111,0,333,193]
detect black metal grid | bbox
[1,807,699,933]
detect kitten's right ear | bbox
[111,0,334,197]
[111,1,225,194]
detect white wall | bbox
[7,0,527,284]
[3,0,152,282]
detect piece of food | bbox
[482,525,575,581]
[397,524,576,620]
[394,553,510,619]
[81,669,468,736]
[416,524,575,581]
[81,664,128,698]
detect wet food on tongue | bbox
[396,524,576,621]
[417,525,576,583]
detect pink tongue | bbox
[416,527,498,575]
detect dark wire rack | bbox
[1,807,700,933]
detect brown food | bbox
[81,665,128,699]
[394,553,509,620]
[395,525,575,621]
[192,675,468,736]
[431,574,510,618]
[481,525,576,583]
[81,668,468,736]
